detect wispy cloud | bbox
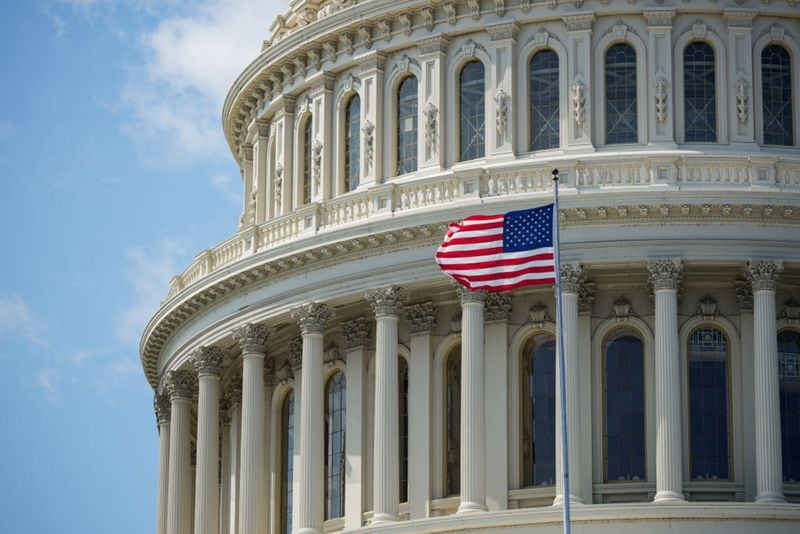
[0,293,45,347]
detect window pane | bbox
[399,358,410,502]
[446,346,461,496]
[397,76,418,175]
[344,95,361,191]
[302,117,312,204]
[605,44,638,144]
[604,330,645,482]
[684,42,717,142]
[530,50,560,151]
[762,45,794,146]
[522,334,556,487]
[688,327,730,480]
[281,391,295,534]
[779,330,800,482]
[459,61,485,161]
[325,372,346,519]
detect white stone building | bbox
[141,1,800,533]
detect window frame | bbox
[456,59,487,163]
[324,369,347,520]
[753,32,800,148]
[395,74,419,177]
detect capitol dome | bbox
[142,1,800,533]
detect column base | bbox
[370,512,398,525]
[552,494,584,506]
[653,490,685,503]
[755,491,786,504]
[457,501,488,514]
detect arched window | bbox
[459,61,485,162]
[605,43,638,144]
[397,76,418,176]
[684,42,717,142]
[445,345,461,495]
[604,329,645,482]
[779,329,800,482]
[688,327,730,480]
[762,45,794,146]
[344,95,361,191]
[325,371,346,519]
[280,390,295,534]
[269,138,278,215]
[399,357,410,502]
[521,333,556,487]
[529,50,560,151]
[302,116,313,204]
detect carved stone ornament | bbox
[363,120,375,172]
[450,311,462,333]
[495,0,506,17]
[745,260,783,292]
[366,286,408,317]
[462,39,477,58]
[655,76,669,123]
[613,22,629,39]
[190,345,226,376]
[324,342,344,366]
[421,8,434,32]
[573,0,583,8]
[467,0,481,21]
[289,338,303,368]
[495,89,510,137]
[291,302,332,334]
[698,294,718,319]
[218,398,231,426]
[734,279,753,311]
[340,33,354,55]
[456,284,487,304]
[579,281,596,313]
[643,8,675,27]
[781,297,800,324]
[154,393,171,425]
[232,323,272,354]
[521,0,531,13]
[399,14,412,37]
[736,77,749,124]
[358,26,372,50]
[341,316,370,349]
[225,374,243,406]
[277,361,294,383]
[770,24,785,42]
[397,54,411,74]
[424,103,438,151]
[444,2,457,25]
[485,292,512,321]
[571,82,586,127]
[166,369,196,400]
[548,0,558,9]
[377,19,392,42]
[308,48,321,71]
[692,21,707,38]
[529,301,551,327]
[647,259,683,291]
[406,301,437,334]
[560,263,584,294]
[263,356,276,385]
[612,296,632,321]
[342,73,357,93]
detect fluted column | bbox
[190,347,224,534]
[166,370,196,534]
[554,264,583,505]
[366,286,408,523]
[233,324,272,534]
[648,259,685,502]
[225,378,242,534]
[155,394,171,534]
[747,260,785,503]
[457,287,487,513]
[292,303,331,534]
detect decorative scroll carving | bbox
[571,82,586,127]
[521,0,532,13]
[655,76,669,122]
[397,54,411,74]
[495,0,506,17]
[322,40,337,61]
[363,120,375,172]
[736,77,749,124]
[312,140,323,190]
[406,301,437,334]
[166,369,196,400]
[421,7,434,32]
[377,19,392,42]
[358,26,372,50]
[154,393,171,424]
[745,260,783,291]
[341,317,370,349]
[291,302,332,334]
[485,292,512,321]
[613,22,629,39]
[399,13,412,37]
[190,346,225,376]
[232,323,272,354]
[366,286,408,317]
[647,259,683,291]
[339,33,354,55]
[495,89,509,137]
[341,73,357,93]
[560,263,584,294]
[424,103,438,151]
[698,294,718,319]
[444,2,457,25]
[467,0,481,20]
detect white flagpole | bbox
[552,168,571,534]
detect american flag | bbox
[435,204,557,291]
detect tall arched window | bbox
[684,42,717,142]
[688,327,730,480]
[302,116,313,204]
[459,61,485,161]
[521,333,556,487]
[445,345,461,495]
[280,390,295,534]
[397,76,418,176]
[529,50,560,151]
[344,94,361,191]
[325,371,346,519]
[779,329,800,482]
[399,357,410,502]
[762,45,794,146]
[604,329,645,482]
[605,43,638,144]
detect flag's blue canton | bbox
[502,205,554,252]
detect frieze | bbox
[723,9,757,28]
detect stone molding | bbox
[232,323,272,354]
[291,302,332,334]
[647,259,683,291]
[341,316,370,349]
[365,286,408,317]
[745,260,783,292]
[485,292,512,322]
[166,369,197,400]
[190,346,226,377]
[406,301,437,334]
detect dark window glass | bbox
[302,116,312,204]
[688,327,730,480]
[325,372,346,519]
[399,357,410,502]
[762,45,794,146]
[397,76,418,175]
[779,330,800,482]
[684,42,717,142]
[529,50,560,151]
[344,95,361,191]
[459,61,486,161]
[446,346,461,496]
[281,390,295,534]
[604,330,646,482]
[521,333,556,487]
[605,43,638,144]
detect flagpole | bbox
[552,168,571,534]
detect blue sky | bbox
[0,1,281,532]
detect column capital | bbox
[746,260,783,292]
[232,323,272,354]
[366,286,408,317]
[418,35,450,56]
[154,393,171,425]
[190,346,226,377]
[562,12,595,33]
[484,292,512,322]
[560,263,585,294]
[647,259,683,291]
[341,316,370,350]
[225,374,243,406]
[291,302,332,334]
[486,21,520,42]
[723,9,757,29]
[579,281,596,314]
[165,369,196,400]
[406,301,437,334]
[456,284,486,304]
[643,8,676,28]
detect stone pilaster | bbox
[417,36,448,169]
[166,369,196,534]
[562,13,595,147]
[155,394,171,534]
[357,52,385,187]
[225,377,242,534]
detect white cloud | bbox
[37,367,61,399]
[0,294,44,346]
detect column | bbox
[166,369,196,534]
[191,347,224,534]
[724,10,757,143]
[155,394,171,534]
[365,287,408,523]
[357,52,385,187]
[251,119,270,224]
[341,317,369,529]
[219,400,231,534]
[417,36,448,170]
[562,14,595,148]
[457,287,487,513]
[233,323,272,534]
[406,302,437,519]
[307,73,335,201]
[225,377,243,534]
[484,293,511,511]
[291,303,331,534]
[643,9,676,144]
[648,259,685,502]
[746,260,785,503]
[555,264,583,505]
[486,23,518,157]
